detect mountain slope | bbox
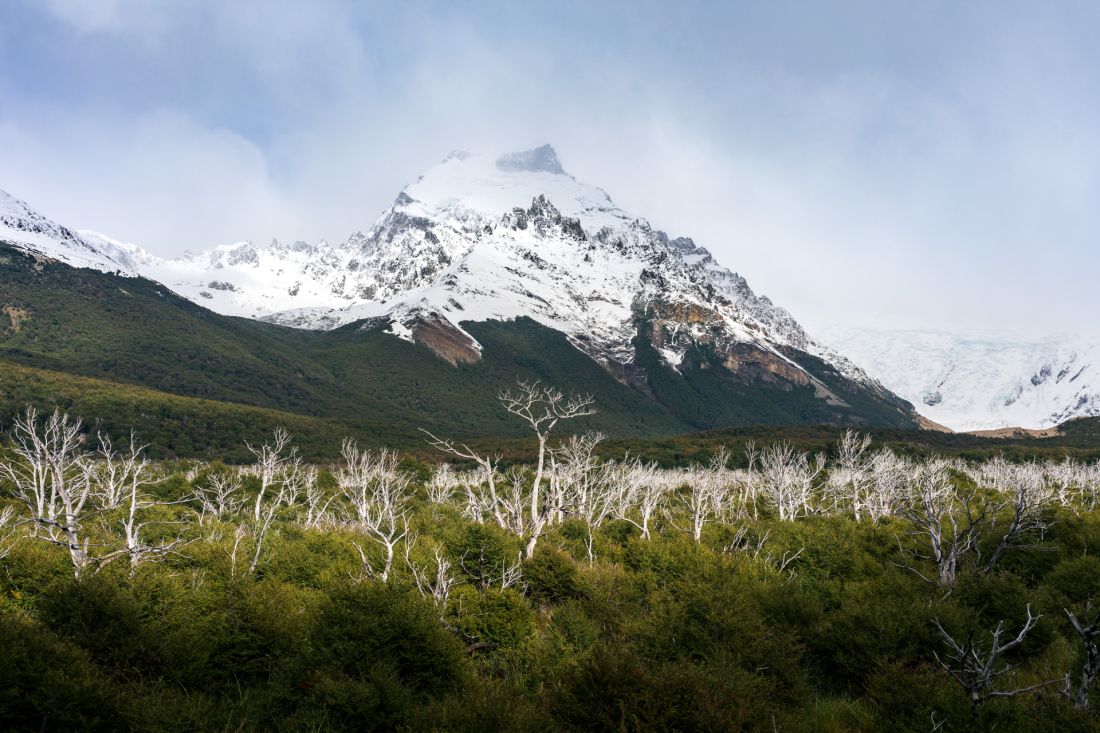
[0,145,920,432]
[0,243,690,439]
[253,147,887,389]
[0,240,915,436]
[0,359,357,460]
[820,326,1100,431]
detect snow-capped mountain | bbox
[0,146,910,423]
[819,326,1100,431]
[0,190,139,273]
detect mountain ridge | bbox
[0,145,919,431]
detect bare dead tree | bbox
[982,461,1052,574]
[546,455,565,526]
[722,526,802,572]
[828,430,873,520]
[899,460,985,587]
[552,432,605,521]
[495,467,529,535]
[1064,604,1100,710]
[424,382,595,559]
[723,526,768,557]
[766,546,804,573]
[404,537,457,613]
[339,441,411,582]
[743,441,760,519]
[89,436,188,575]
[183,462,208,484]
[106,471,187,575]
[3,411,191,576]
[498,379,596,558]
[611,460,668,540]
[553,433,618,559]
[576,463,618,561]
[195,473,244,524]
[865,448,908,522]
[1083,463,1100,512]
[228,523,249,577]
[459,548,524,592]
[512,468,560,559]
[247,475,297,575]
[758,442,825,521]
[699,447,742,525]
[0,506,21,559]
[497,555,524,591]
[676,463,724,543]
[426,463,459,505]
[299,466,333,528]
[246,427,294,522]
[421,430,506,528]
[2,407,94,578]
[1044,458,1082,513]
[932,605,1056,706]
[244,431,304,575]
[87,431,150,510]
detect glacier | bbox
[820,326,1100,431]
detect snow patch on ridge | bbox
[658,347,685,371]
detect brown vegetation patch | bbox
[2,305,30,332]
[916,415,954,433]
[967,425,1063,439]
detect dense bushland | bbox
[3,403,1100,730]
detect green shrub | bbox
[450,523,519,589]
[300,582,468,731]
[451,587,535,653]
[524,547,585,604]
[0,611,127,731]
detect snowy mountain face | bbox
[819,326,1100,431]
[0,190,138,273]
[0,145,901,412]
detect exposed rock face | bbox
[402,310,481,366]
[722,346,813,388]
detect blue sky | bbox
[2,1,1097,336]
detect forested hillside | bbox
[0,242,918,451]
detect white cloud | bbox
[37,0,180,35]
[5,1,1100,338]
[0,110,302,250]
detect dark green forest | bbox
[3,403,1100,732]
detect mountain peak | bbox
[0,159,916,428]
[495,144,565,175]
